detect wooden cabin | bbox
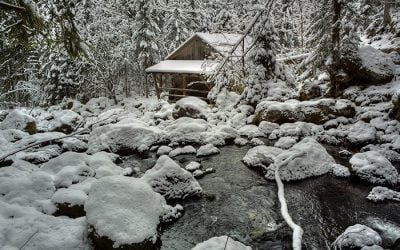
[145,33,252,101]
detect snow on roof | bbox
[196,32,252,56]
[145,60,219,74]
[165,32,252,60]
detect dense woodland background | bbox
[0,0,399,106]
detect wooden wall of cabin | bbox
[168,36,217,60]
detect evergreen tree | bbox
[244,16,287,104]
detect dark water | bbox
[122,145,400,250]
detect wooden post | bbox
[182,74,187,97]
[152,73,160,99]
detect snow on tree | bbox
[243,16,288,105]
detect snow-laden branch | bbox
[0,1,26,12]
[0,88,42,100]
[274,152,305,250]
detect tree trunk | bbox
[384,0,392,27]
[328,0,342,98]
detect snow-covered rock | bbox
[274,136,297,149]
[265,137,335,181]
[364,217,400,248]
[87,119,162,154]
[185,161,201,172]
[333,224,382,250]
[0,169,55,213]
[156,145,173,156]
[81,97,114,116]
[244,138,336,181]
[172,96,210,120]
[0,110,37,134]
[52,188,88,207]
[391,90,400,121]
[354,46,395,85]
[258,121,279,137]
[254,99,355,125]
[84,176,170,248]
[161,117,208,144]
[169,145,196,157]
[242,146,284,171]
[197,144,220,157]
[0,201,89,249]
[347,121,377,145]
[367,186,400,202]
[141,155,202,199]
[15,144,62,164]
[41,151,124,187]
[48,110,83,133]
[238,125,264,139]
[298,80,321,101]
[191,236,251,250]
[350,151,398,185]
[330,164,351,178]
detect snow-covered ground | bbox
[1,68,400,248]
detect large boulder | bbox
[87,119,162,154]
[243,138,335,181]
[141,155,202,200]
[350,151,399,186]
[341,46,395,85]
[333,224,382,250]
[347,121,377,146]
[0,110,37,134]
[254,99,355,125]
[84,176,173,249]
[172,97,210,120]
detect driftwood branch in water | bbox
[0,116,115,163]
[274,152,305,250]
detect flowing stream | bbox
[121,145,400,250]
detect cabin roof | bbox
[165,32,252,60]
[145,60,219,74]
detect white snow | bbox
[157,145,173,156]
[274,137,297,149]
[0,201,89,249]
[197,144,220,157]
[87,119,162,154]
[191,235,252,250]
[84,176,168,247]
[173,96,210,119]
[367,186,400,202]
[350,151,399,185]
[51,188,88,207]
[141,155,202,199]
[0,110,36,134]
[169,145,197,157]
[347,121,377,145]
[330,164,351,178]
[41,151,124,187]
[333,224,382,249]
[0,168,56,213]
[145,60,218,74]
[265,138,335,181]
[185,161,201,172]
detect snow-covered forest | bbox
[1,0,400,249]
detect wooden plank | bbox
[159,87,209,94]
[161,93,209,100]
